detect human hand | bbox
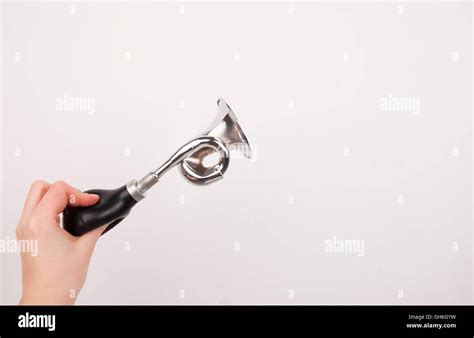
[16,180,106,305]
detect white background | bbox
[1,2,472,304]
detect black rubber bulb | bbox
[63,185,138,236]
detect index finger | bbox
[35,181,99,221]
[20,180,51,222]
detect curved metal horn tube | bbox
[125,99,250,202]
[126,136,229,201]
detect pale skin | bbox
[17,180,106,305]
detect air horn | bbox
[63,98,252,236]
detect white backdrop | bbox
[1,1,472,304]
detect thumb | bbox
[77,224,108,256]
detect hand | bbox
[16,180,106,305]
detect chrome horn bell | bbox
[126,98,252,201]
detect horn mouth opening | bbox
[215,98,252,158]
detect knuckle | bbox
[53,180,67,189]
[31,180,49,191]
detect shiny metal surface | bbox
[126,179,146,202]
[128,99,251,201]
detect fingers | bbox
[34,181,99,224]
[20,180,51,222]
